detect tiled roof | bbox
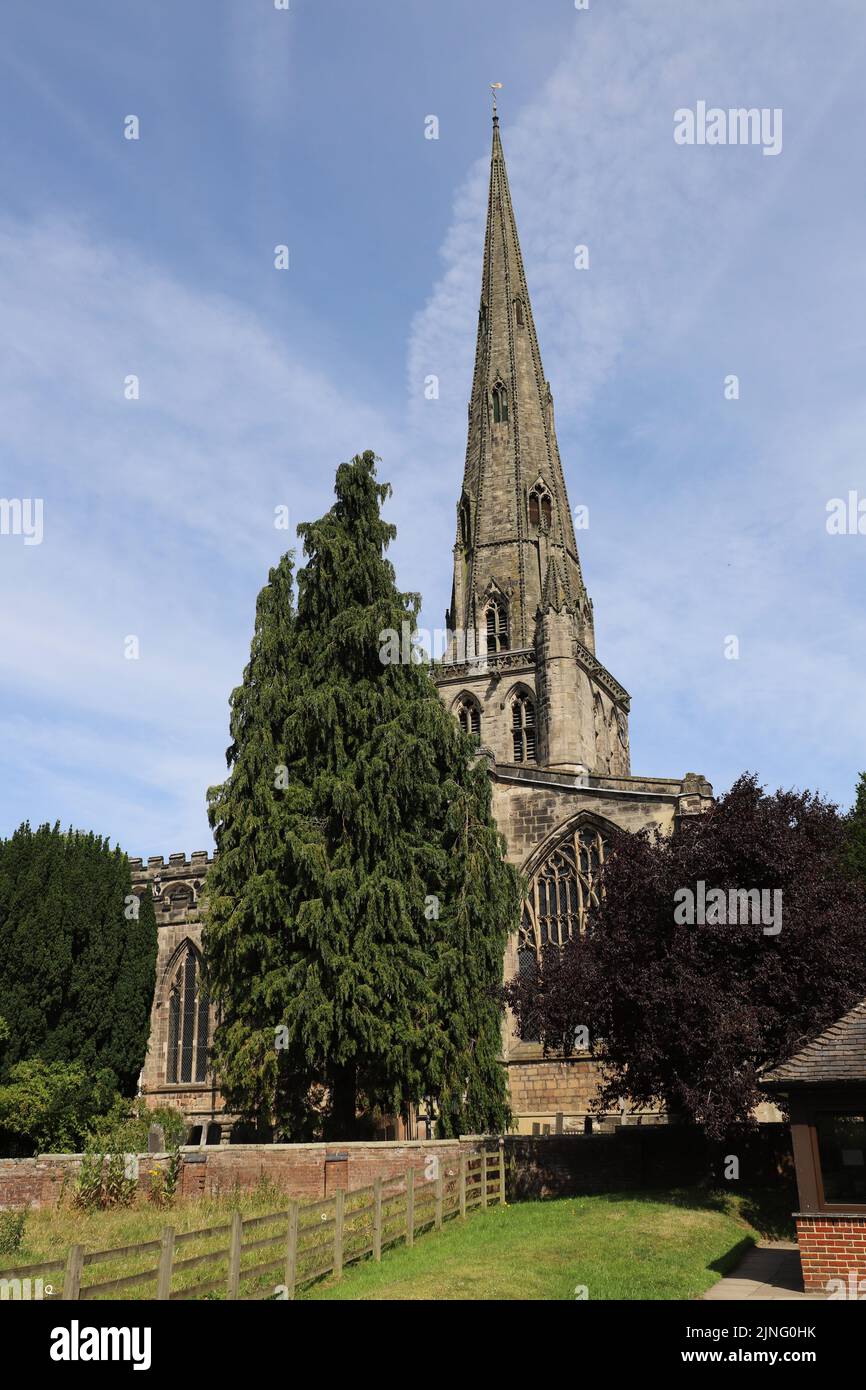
[762,998,866,1088]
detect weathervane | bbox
[490,82,503,117]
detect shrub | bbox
[0,1209,26,1256]
[72,1151,137,1211]
[147,1147,182,1208]
[86,1098,186,1155]
[0,1060,119,1155]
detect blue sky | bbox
[1,0,865,856]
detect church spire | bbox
[447,111,593,654]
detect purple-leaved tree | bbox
[505,774,866,1139]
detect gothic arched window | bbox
[485,600,508,654]
[166,945,209,1085]
[520,823,608,953]
[455,694,481,742]
[514,297,525,327]
[528,482,552,532]
[492,379,509,424]
[512,691,536,763]
[459,497,471,548]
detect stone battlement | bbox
[129,850,214,872]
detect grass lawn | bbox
[299,1189,781,1301]
[1,1184,792,1301]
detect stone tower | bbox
[443,109,629,777]
[434,113,713,1131]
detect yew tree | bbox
[844,771,866,882]
[0,822,157,1095]
[204,451,520,1139]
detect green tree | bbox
[844,772,866,881]
[0,1059,118,1154]
[0,823,157,1094]
[204,451,520,1139]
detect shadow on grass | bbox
[707,1235,757,1278]
[555,1186,731,1215]
[515,1182,797,1241]
[573,1183,792,1228]
[736,1187,797,1241]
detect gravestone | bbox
[147,1123,165,1154]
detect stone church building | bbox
[131,114,712,1141]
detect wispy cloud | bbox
[0,215,399,853]
[405,0,866,805]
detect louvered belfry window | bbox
[166,946,209,1084]
[529,483,552,531]
[485,601,508,653]
[456,696,481,742]
[512,692,536,762]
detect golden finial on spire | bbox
[490,82,503,119]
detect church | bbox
[131,112,712,1141]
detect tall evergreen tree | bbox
[204,451,520,1139]
[0,823,157,1093]
[843,771,866,881]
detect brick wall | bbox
[0,1140,477,1211]
[0,1127,794,1212]
[795,1213,866,1294]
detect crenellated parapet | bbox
[129,851,216,925]
[129,850,213,874]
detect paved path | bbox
[703,1242,825,1301]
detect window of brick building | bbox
[816,1112,866,1205]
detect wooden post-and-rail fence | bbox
[0,1142,506,1303]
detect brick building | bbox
[761,998,866,1293]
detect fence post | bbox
[284,1202,299,1299]
[498,1136,506,1205]
[227,1210,243,1300]
[459,1152,466,1219]
[435,1170,444,1230]
[481,1148,488,1208]
[63,1243,84,1301]
[156,1226,175,1301]
[406,1167,415,1247]
[373,1177,383,1261]
[334,1188,345,1279]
